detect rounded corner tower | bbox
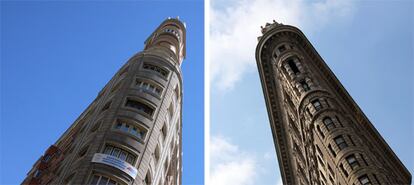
[23,18,186,185]
[255,21,411,185]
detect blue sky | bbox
[210,0,413,184]
[1,1,203,184]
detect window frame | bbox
[102,144,137,166]
[300,80,310,92]
[346,154,360,170]
[312,99,322,111]
[323,117,336,131]
[113,119,148,142]
[124,98,155,118]
[334,135,348,150]
[142,62,169,78]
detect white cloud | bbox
[210,136,258,185]
[210,0,355,92]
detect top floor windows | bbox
[287,59,300,74]
[103,145,136,165]
[346,154,360,170]
[323,117,335,131]
[125,99,154,117]
[312,99,322,111]
[334,135,348,150]
[143,63,169,78]
[300,80,310,92]
[359,175,372,185]
[135,79,162,96]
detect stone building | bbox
[255,21,411,185]
[23,18,186,185]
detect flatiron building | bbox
[255,21,411,185]
[23,18,186,185]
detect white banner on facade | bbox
[92,153,138,178]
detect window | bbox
[164,157,169,173]
[349,135,356,146]
[114,120,147,141]
[154,145,160,163]
[335,116,344,127]
[101,101,112,112]
[89,174,120,185]
[125,99,154,116]
[340,164,349,177]
[273,52,278,59]
[144,171,152,185]
[359,175,372,185]
[78,145,88,157]
[323,117,335,131]
[135,79,162,96]
[329,176,334,184]
[312,99,322,111]
[317,125,325,138]
[287,59,300,74]
[174,86,180,100]
[328,165,334,176]
[33,170,42,178]
[361,154,369,166]
[346,154,360,170]
[316,145,324,157]
[300,80,310,91]
[168,102,174,119]
[278,45,286,52]
[143,63,169,78]
[103,145,136,165]
[42,154,51,163]
[161,124,167,139]
[320,171,327,184]
[328,144,336,157]
[335,136,348,150]
[317,156,325,167]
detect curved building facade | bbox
[255,21,411,185]
[23,18,186,185]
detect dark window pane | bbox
[89,175,100,185]
[98,176,108,185]
[288,59,300,74]
[108,180,117,185]
[125,99,154,116]
[104,146,113,155]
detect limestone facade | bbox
[23,18,186,185]
[255,22,411,185]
